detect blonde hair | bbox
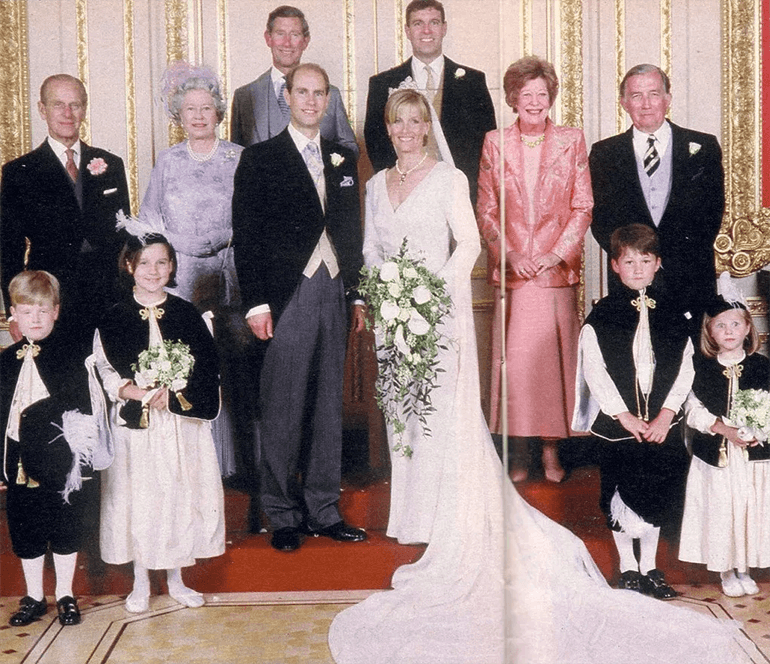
[699,307,759,358]
[8,270,60,307]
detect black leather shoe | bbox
[617,570,644,593]
[10,596,47,626]
[56,596,81,626]
[270,526,302,552]
[309,521,367,542]
[641,569,678,600]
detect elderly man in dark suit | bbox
[590,64,725,330]
[1,74,131,345]
[230,4,358,156]
[364,0,495,205]
[233,63,367,552]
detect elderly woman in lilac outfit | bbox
[138,62,247,478]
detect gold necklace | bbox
[520,133,545,148]
[395,152,428,185]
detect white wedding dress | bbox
[328,163,759,663]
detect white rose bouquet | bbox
[358,239,452,457]
[131,339,195,427]
[727,388,770,444]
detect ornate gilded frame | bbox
[715,0,770,275]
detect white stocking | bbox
[167,568,204,608]
[611,531,638,573]
[53,552,77,600]
[638,526,661,575]
[125,562,150,613]
[20,556,45,601]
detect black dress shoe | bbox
[640,569,678,600]
[271,526,302,551]
[56,596,81,626]
[10,596,47,626]
[309,521,367,542]
[617,570,644,593]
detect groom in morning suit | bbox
[1,74,130,346]
[229,5,358,156]
[232,63,367,552]
[364,0,495,205]
[589,64,725,331]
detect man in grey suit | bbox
[230,5,358,155]
[233,63,367,552]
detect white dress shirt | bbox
[48,135,82,170]
[411,55,444,92]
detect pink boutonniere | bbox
[87,157,108,176]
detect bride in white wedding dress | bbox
[328,88,759,663]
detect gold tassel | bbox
[717,439,728,468]
[15,459,27,485]
[176,392,193,411]
[139,404,150,429]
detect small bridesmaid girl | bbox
[679,293,770,596]
[94,234,224,612]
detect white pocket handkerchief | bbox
[340,176,354,188]
[103,188,118,195]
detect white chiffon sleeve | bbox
[362,174,385,269]
[436,169,481,284]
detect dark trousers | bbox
[258,266,347,530]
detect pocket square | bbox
[103,188,118,195]
[340,176,354,187]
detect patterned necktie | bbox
[65,148,78,182]
[277,78,290,116]
[424,64,436,102]
[303,141,323,184]
[644,135,659,177]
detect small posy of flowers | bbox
[688,142,701,156]
[727,388,770,444]
[358,238,452,457]
[132,339,195,394]
[330,153,345,167]
[87,157,108,175]
[455,68,466,79]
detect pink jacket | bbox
[476,120,593,289]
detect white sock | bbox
[737,570,760,594]
[612,531,638,572]
[720,569,745,596]
[167,568,204,608]
[638,526,661,575]
[20,556,46,601]
[53,552,78,600]
[126,562,150,613]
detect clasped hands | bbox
[507,250,561,280]
[710,418,760,449]
[247,304,367,341]
[617,409,675,444]
[119,382,170,410]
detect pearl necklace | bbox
[395,152,428,185]
[187,137,220,162]
[521,133,545,148]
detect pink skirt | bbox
[489,284,580,438]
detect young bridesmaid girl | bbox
[94,234,224,612]
[680,294,770,596]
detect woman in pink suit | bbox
[477,56,593,482]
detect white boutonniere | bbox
[330,153,345,167]
[689,142,701,156]
[455,68,466,79]
[87,157,108,175]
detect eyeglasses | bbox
[48,101,85,113]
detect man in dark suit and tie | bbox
[1,74,131,345]
[364,0,495,205]
[233,63,367,552]
[589,64,725,330]
[230,5,358,156]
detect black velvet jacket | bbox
[97,293,220,428]
[690,351,770,466]
[585,284,691,441]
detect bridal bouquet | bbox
[358,239,452,457]
[727,388,770,444]
[131,340,195,426]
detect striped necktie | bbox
[644,135,659,177]
[65,148,78,181]
[277,78,290,117]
